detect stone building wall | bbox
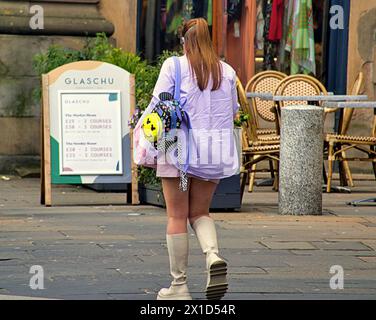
[346,1,376,174]
[0,0,121,173]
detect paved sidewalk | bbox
[0,176,376,300]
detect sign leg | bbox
[42,74,52,206]
[40,101,45,205]
[129,74,140,205]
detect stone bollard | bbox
[279,105,324,215]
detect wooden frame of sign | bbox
[40,61,139,206]
[129,75,140,205]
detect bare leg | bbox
[188,178,217,226]
[162,178,189,234]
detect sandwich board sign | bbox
[40,61,139,206]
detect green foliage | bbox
[138,166,161,186]
[33,45,83,76]
[234,110,250,127]
[32,45,85,101]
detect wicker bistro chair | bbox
[243,72,285,191]
[245,71,287,136]
[238,77,281,190]
[274,74,328,107]
[236,79,280,197]
[272,75,325,135]
[324,72,365,188]
[246,71,287,129]
[325,72,376,193]
[237,78,280,145]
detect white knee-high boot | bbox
[157,233,192,300]
[191,216,228,300]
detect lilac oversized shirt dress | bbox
[150,55,240,180]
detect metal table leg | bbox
[322,185,351,193]
[347,198,376,206]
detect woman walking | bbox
[144,18,239,300]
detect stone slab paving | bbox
[260,241,317,250]
[362,241,376,251]
[0,177,376,300]
[0,294,55,300]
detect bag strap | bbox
[173,56,191,173]
[173,56,181,101]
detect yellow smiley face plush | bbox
[142,113,163,143]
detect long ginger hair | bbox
[182,18,222,91]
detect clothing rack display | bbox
[139,0,339,86]
[140,0,213,62]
